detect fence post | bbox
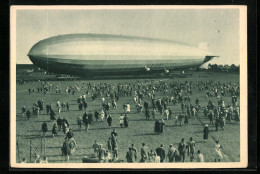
[30,139,32,163]
[17,139,20,163]
[41,138,43,156]
[44,137,46,157]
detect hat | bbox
[205,124,208,127]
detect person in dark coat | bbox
[203,124,209,140]
[83,101,88,111]
[184,113,189,125]
[57,116,63,131]
[126,148,137,163]
[178,138,187,162]
[22,106,26,116]
[66,101,70,111]
[63,118,69,127]
[107,115,112,127]
[66,129,74,139]
[46,104,50,115]
[42,121,48,136]
[145,109,150,120]
[50,109,56,120]
[123,114,129,127]
[168,108,172,120]
[111,129,118,137]
[154,119,160,134]
[26,109,31,120]
[107,137,112,152]
[140,143,149,163]
[94,110,99,122]
[88,111,93,125]
[52,122,58,137]
[159,119,165,133]
[155,144,166,162]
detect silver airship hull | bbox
[28,34,216,76]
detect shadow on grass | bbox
[89,127,112,130]
[34,120,52,123]
[134,133,156,136]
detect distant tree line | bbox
[199,64,240,73]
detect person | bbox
[167,144,177,162]
[66,101,70,111]
[174,115,178,126]
[92,140,100,156]
[215,141,223,162]
[104,150,112,163]
[196,150,204,162]
[168,108,172,120]
[41,156,48,163]
[34,154,41,163]
[203,124,209,140]
[155,144,166,162]
[94,110,99,122]
[100,109,105,121]
[63,118,69,128]
[131,144,137,153]
[97,144,106,163]
[50,109,56,120]
[126,103,131,113]
[123,114,129,127]
[154,152,161,163]
[88,111,93,125]
[178,114,183,126]
[57,116,63,131]
[145,109,150,120]
[111,134,118,161]
[77,115,82,130]
[184,113,189,125]
[41,121,48,137]
[154,119,160,134]
[107,137,112,152]
[160,119,166,133]
[52,122,58,137]
[140,143,149,163]
[107,115,112,127]
[148,150,155,162]
[164,109,169,120]
[61,138,77,161]
[111,129,118,137]
[152,108,156,120]
[187,137,196,162]
[66,129,74,139]
[126,148,137,163]
[22,106,26,116]
[21,158,27,163]
[178,138,187,162]
[119,114,124,127]
[26,109,31,120]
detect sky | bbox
[15,7,242,65]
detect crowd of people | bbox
[19,77,240,163]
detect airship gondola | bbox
[28,34,217,77]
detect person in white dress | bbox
[100,110,105,121]
[196,150,204,162]
[126,103,131,113]
[119,114,124,127]
[215,141,223,162]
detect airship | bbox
[28,34,217,77]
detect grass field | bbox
[15,72,240,163]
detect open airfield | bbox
[15,72,240,163]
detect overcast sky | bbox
[15,7,242,65]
